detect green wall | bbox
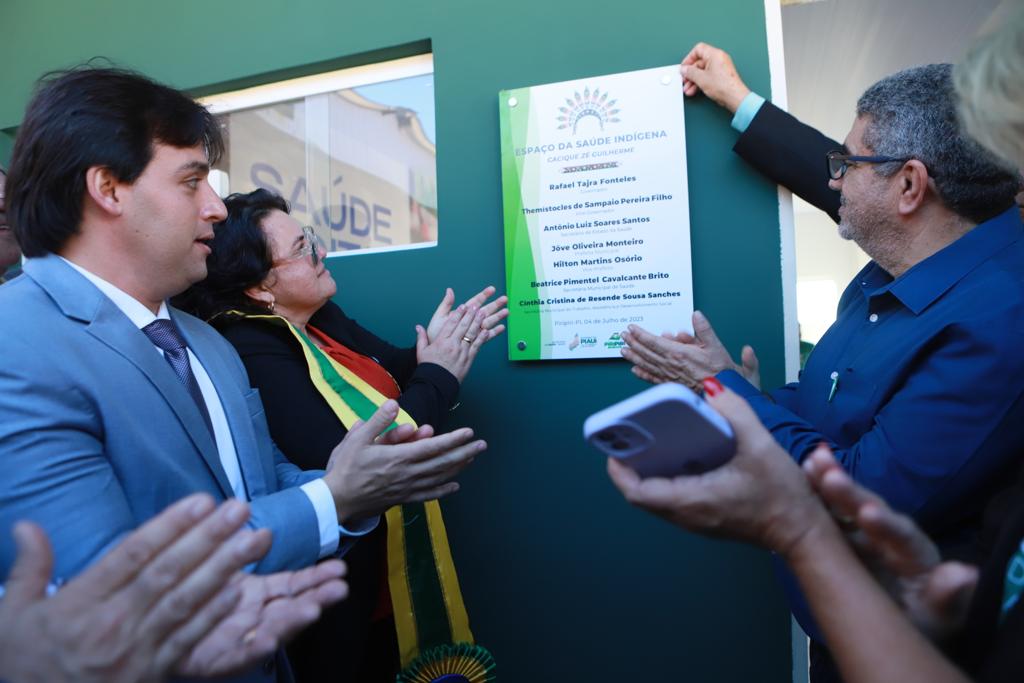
[1,1,793,680]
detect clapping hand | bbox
[324,400,486,522]
[621,311,760,391]
[176,560,347,677]
[425,285,508,345]
[418,285,508,382]
[608,379,823,557]
[803,447,979,641]
[0,495,348,683]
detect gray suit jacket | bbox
[0,254,326,581]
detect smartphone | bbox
[583,383,736,477]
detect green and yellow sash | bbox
[240,314,495,682]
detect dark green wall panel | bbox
[1,1,793,680]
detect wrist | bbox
[724,85,751,114]
[323,477,356,524]
[776,503,839,564]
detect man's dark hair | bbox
[857,63,1018,224]
[173,188,288,321]
[6,65,224,257]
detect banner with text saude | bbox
[499,66,693,360]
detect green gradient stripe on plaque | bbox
[499,87,549,360]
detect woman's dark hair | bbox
[173,188,289,321]
[6,65,224,257]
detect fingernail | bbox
[702,377,723,396]
[693,310,706,322]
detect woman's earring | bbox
[268,299,276,314]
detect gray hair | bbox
[857,63,1018,224]
[954,9,1024,172]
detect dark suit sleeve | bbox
[733,101,842,223]
[311,303,460,431]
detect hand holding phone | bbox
[584,383,736,478]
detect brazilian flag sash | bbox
[239,314,495,682]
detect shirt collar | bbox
[59,257,170,329]
[860,206,1023,315]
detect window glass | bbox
[202,55,437,256]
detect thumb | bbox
[433,288,454,318]
[692,310,721,347]
[741,345,759,373]
[4,521,54,608]
[702,381,765,440]
[741,345,760,384]
[680,63,711,92]
[351,400,400,442]
[415,324,429,355]
[925,561,979,623]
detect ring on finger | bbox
[461,335,475,344]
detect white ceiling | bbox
[781,0,1005,143]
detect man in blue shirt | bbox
[621,51,1024,682]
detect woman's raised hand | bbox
[425,286,508,345]
[417,304,489,382]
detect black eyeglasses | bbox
[826,150,912,180]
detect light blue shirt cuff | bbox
[730,92,766,133]
[299,478,381,558]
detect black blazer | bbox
[216,301,460,471]
[733,101,842,223]
[217,302,460,682]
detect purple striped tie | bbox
[142,319,215,439]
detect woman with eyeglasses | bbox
[174,188,507,682]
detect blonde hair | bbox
[954,8,1024,170]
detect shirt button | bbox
[868,313,879,323]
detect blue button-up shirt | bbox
[720,206,1024,640]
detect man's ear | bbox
[84,166,125,217]
[896,159,930,216]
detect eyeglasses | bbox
[826,150,912,180]
[271,225,326,269]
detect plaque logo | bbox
[556,87,621,134]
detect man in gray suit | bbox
[0,65,483,656]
